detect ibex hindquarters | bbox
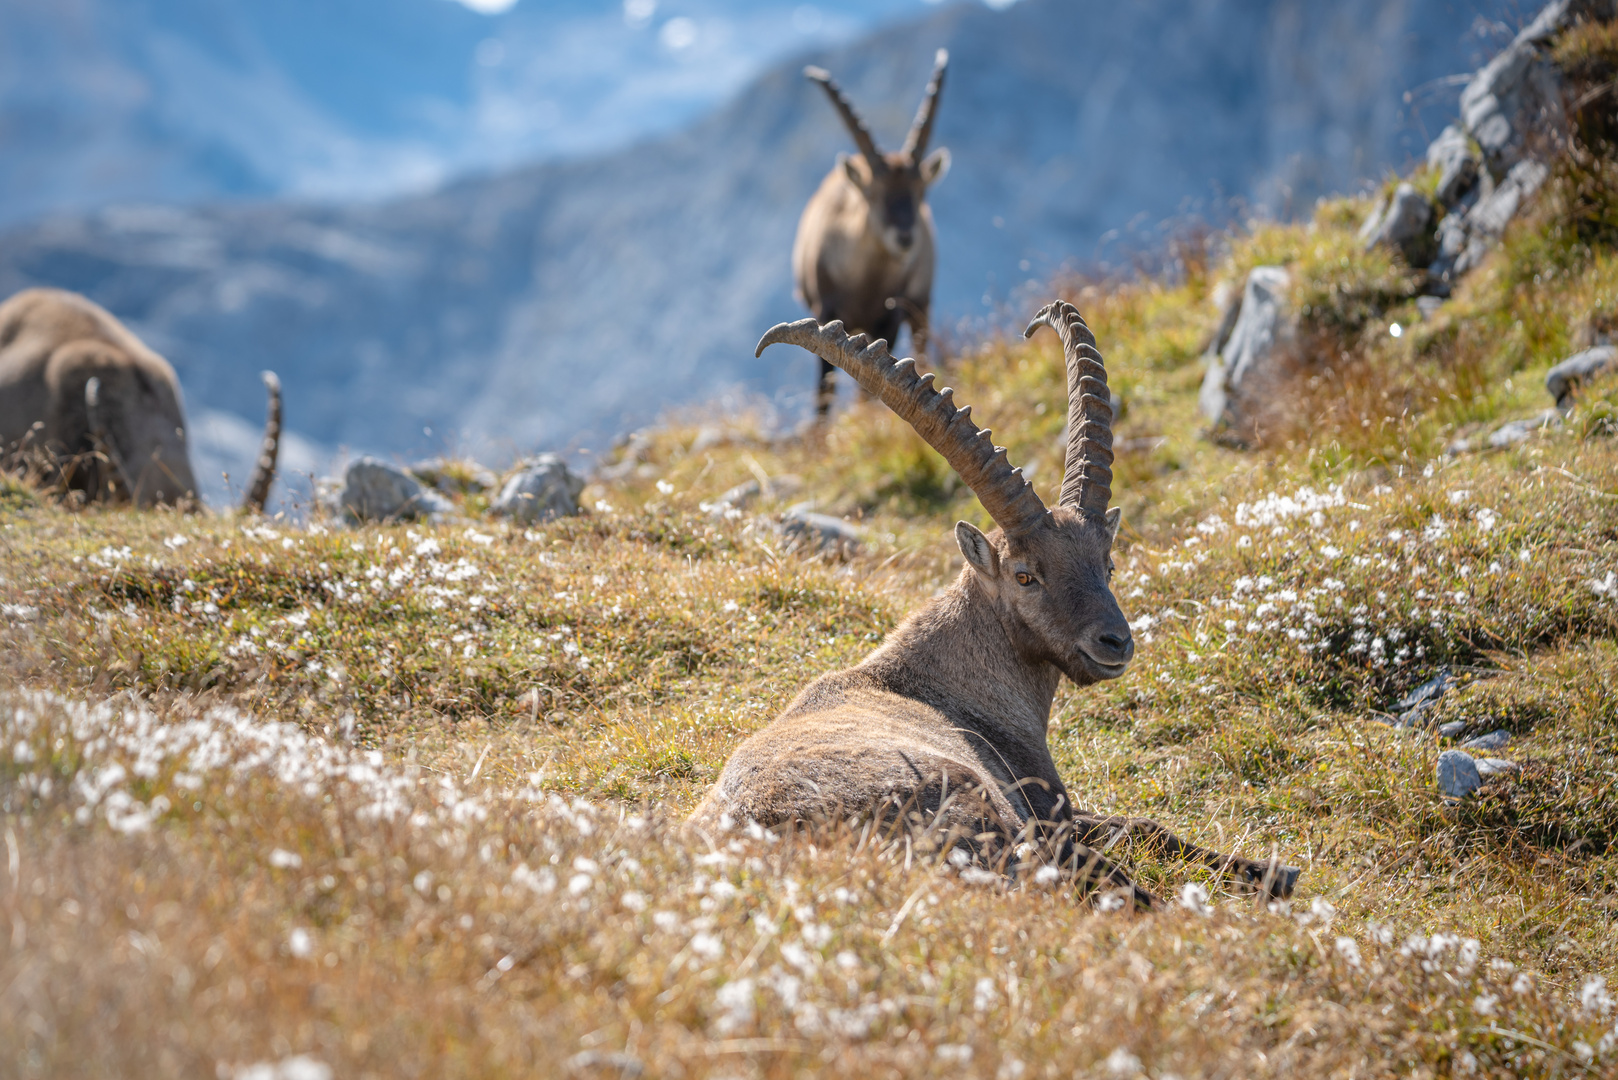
[0,287,281,511]
[692,304,1302,909]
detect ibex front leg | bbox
[1072,813,1300,900]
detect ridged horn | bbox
[241,370,281,514]
[805,65,886,172]
[1023,301,1114,516]
[758,318,1048,535]
[901,49,949,159]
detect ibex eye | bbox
[1015,572,1034,587]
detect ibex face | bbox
[957,506,1134,687]
[837,147,950,258]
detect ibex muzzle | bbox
[691,302,1300,909]
[793,50,950,419]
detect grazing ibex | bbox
[794,49,950,419]
[691,303,1300,908]
[0,288,282,511]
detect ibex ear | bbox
[955,520,999,579]
[920,147,950,186]
[840,153,871,189]
[1104,506,1123,545]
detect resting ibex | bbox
[0,288,281,511]
[691,303,1300,908]
[794,50,950,419]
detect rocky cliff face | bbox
[0,0,1516,498]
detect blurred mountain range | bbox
[0,0,1518,504]
[0,0,927,228]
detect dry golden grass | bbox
[9,155,1618,1078]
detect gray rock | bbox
[1436,750,1483,798]
[1395,668,1452,713]
[490,454,585,524]
[1462,729,1512,751]
[1360,183,1433,262]
[1416,296,1447,322]
[1457,0,1592,181]
[781,505,864,556]
[1487,408,1562,449]
[1432,159,1552,285]
[1199,265,1293,438]
[1546,345,1618,408]
[339,457,454,523]
[1438,720,1468,738]
[702,474,804,516]
[1476,758,1520,778]
[1426,125,1480,207]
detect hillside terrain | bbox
[0,0,1515,498]
[7,40,1618,1069]
[0,0,917,226]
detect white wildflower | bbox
[268,849,302,870]
[288,927,313,959]
[1334,936,1362,968]
[1104,1047,1143,1076]
[1178,882,1211,915]
[937,1045,973,1064]
[1473,993,1498,1016]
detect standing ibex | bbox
[794,50,950,419]
[691,303,1300,908]
[0,288,281,511]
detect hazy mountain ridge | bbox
[0,0,1515,502]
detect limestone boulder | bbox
[339,457,454,523]
[490,454,586,524]
[1199,266,1294,442]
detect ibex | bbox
[794,50,950,419]
[691,302,1300,908]
[0,287,281,511]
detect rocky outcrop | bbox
[490,454,585,524]
[1426,0,1617,292]
[1199,266,1293,441]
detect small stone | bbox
[1438,720,1468,738]
[1361,183,1433,263]
[1416,296,1446,322]
[1436,750,1483,799]
[1426,125,1480,207]
[1487,408,1562,449]
[1462,729,1512,751]
[1394,669,1452,714]
[781,505,863,556]
[1476,758,1520,778]
[339,457,453,523]
[490,454,585,524]
[1545,345,1618,409]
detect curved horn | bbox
[804,65,885,170]
[901,49,949,159]
[241,370,281,514]
[1023,301,1114,516]
[758,318,1048,535]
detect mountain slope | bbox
[0,0,1514,486]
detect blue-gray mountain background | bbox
[0,0,1520,504]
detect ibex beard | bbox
[689,302,1300,910]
